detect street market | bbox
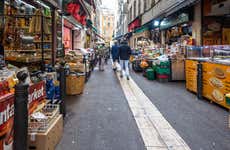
[0,0,229,150]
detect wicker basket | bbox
[66,74,85,95]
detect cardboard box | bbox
[28,115,63,150]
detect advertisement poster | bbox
[202,62,230,108]
[28,81,46,115]
[186,60,198,93]
[0,94,14,150]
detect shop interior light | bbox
[154,20,160,27]
[182,23,188,27]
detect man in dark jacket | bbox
[118,41,131,80]
[111,41,119,71]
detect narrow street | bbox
[0,0,229,150]
[57,64,230,150]
[57,65,145,150]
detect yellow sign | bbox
[185,60,198,93]
[202,62,230,109]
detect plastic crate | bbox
[146,68,155,80]
[156,67,170,75]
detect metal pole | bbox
[83,55,87,82]
[13,71,29,150]
[197,62,203,99]
[59,64,66,117]
[168,57,172,82]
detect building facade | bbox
[100,7,115,42]
[115,0,128,38]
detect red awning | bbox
[128,18,141,32]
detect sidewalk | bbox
[117,74,190,150]
[56,65,145,150]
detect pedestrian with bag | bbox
[118,41,131,80]
[98,43,106,71]
[111,41,119,71]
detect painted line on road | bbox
[117,74,191,150]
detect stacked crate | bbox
[155,61,170,82]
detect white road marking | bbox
[117,74,191,150]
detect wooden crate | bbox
[28,115,63,150]
[66,75,85,95]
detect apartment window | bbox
[144,0,147,11]
[138,0,141,15]
[152,0,155,6]
[134,1,136,18]
[130,6,132,21]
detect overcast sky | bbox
[101,0,117,11]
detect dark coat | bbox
[118,44,131,60]
[0,44,4,56]
[111,45,119,59]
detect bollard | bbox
[197,62,203,100]
[14,71,29,150]
[83,55,88,82]
[168,57,172,82]
[59,64,66,117]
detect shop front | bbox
[1,0,62,71]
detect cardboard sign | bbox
[0,93,14,150]
[28,81,46,114]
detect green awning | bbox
[134,26,149,33]
[92,26,97,33]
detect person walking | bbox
[111,41,119,71]
[118,41,131,80]
[98,43,106,71]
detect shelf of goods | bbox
[64,50,87,95]
[1,1,53,70]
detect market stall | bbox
[0,0,61,71]
[64,49,88,95]
[186,45,230,110]
[0,63,64,150]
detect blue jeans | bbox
[120,60,130,77]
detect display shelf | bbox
[34,41,52,43]
[6,59,42,63]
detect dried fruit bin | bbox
[28,104,60,133]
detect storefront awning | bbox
[128,18,141,32]
[86,19,98,33]
[165,0,199,17]
[95,33,105,41]
[63,16,83,29]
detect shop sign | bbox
[0,93,14,150]
[160,13,189,30]
[28,81,46,114]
